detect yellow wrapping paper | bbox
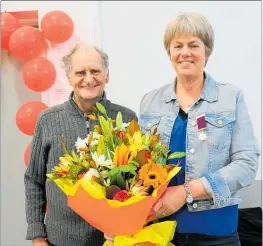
[103,221,176,246]
[54,178,81,196]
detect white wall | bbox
[1,2,100,245]
[1,1,262,245]
[100,1,261,180]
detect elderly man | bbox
[25,45,137,246]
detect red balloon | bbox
[16,101,48,135]
[24,142,32,167]
[9,26,47,61]
[23,57,56,92]
[1,13,21,50]
[41,10,74,43]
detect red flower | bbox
[113,190,131,202]
[117,131,124,139]
[145,151,151,159]
[77,172,86,180]
[57,170,69,177]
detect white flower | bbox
[91,152,114,169]
[84,168,100,180]
[75,132,101,152]
[92,132,101,139]
[75,137,88,152]
[90,139,98,146]
[89,132,101,146]
[114,122,130,131]
[103,178,111,187]
[100,170,109,178]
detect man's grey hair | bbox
[61,44,109,74]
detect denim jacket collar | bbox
[162,72,218,103]
[200,73,218,102]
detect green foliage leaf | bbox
[109,164,137,178]
[118,164,137,174]
[116,172,125,190]
[167,152,186,160]
[59,135,69,155]
[97,136,105,156]
[96,102,108,118]
[156,156,167,165]
[113,134,122,146]
[68,164,83,180]
[116,112,123,130]
[99,116,112,140]
[99,116,109,134]
[71,150,80,162]
[104,149,110,160]
[128,160,140,167]
[108,118,114,133]
[107,149,115,161]
[110,172,118,185]
[109,167,119,177]
[46,173,55,181]
[81,159,90,169]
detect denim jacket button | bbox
[191,121,196,126]
[193,203,198,209]
[190,148,195,154]
[218,120,223,125]
[147,123,151,128]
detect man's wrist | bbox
[32,238,46,242]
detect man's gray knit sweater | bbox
[24,92,137,246]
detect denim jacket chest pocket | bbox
[205,111,236,150]
[139,114,172,146]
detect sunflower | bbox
[139,163,168,189]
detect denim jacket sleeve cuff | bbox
[26,222,47,240]
[200,172,232,208]
[199,177,214,200]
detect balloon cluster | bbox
[1,10,74,167]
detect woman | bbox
[139,12,259,246]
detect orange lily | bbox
[113,143,131,166]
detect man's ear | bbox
[105,70,109,84]
[67,73,72,86]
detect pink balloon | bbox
[9,26,47,61]
[23,57,56,92]
[16,101,48,135]
[1,12,21,50]
[24,142,32,167]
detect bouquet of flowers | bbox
[47,103,184,246]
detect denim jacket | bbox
[139,73,260,212]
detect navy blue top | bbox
[167,109,238,235]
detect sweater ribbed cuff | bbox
[26,222,47,240]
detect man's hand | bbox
[32,238,48,246]
[146,185,187,223]
[104,233,115,245]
